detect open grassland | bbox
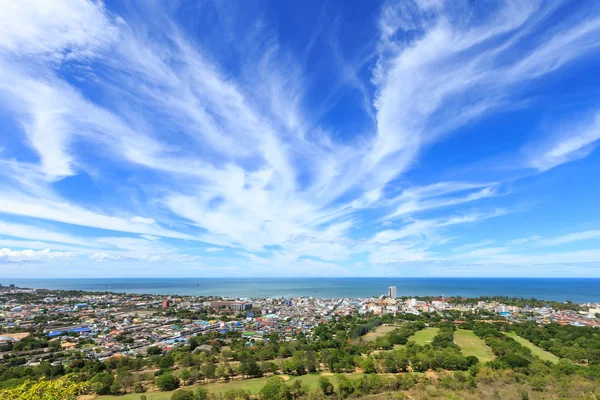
[362,325,399,342]
[408,327,439,346]
[504,332,559,364]
[454,329,495,363]
[392,327,439,350]
[98,372,375,399]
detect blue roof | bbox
[48,327,91,337]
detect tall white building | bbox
[387,286,397,298]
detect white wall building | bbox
[387,286,397,298]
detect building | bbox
[387,286,397,299]
[207,301,252,311]
[162,299,172,308]
[46,326,91,338]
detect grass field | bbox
[98,372,373,399]
[408,327,439,346]
[362,325,399,342]
[504,332,559,364]
[454,329,495,363]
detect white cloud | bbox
[0,195,193,240]
[507,235,541,246]
[539,230,600,246]
[0,0,118,60]
[528,112,600,171]
[0,220,95,247]
[130,216,156,225]
[384,186,500,220]
[452,240,496,253]
[0,248,75,263]
[505,230,600,247]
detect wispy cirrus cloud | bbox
[0,0,599,276]
[527,112,600,171]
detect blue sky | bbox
[0,0,600,278]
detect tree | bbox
[336,375,354,399]
[260,376,289,400]
[157,372,180,391]
[318,376,335,396]
[288,380,307,399]
[90,371,114,395]
[241,356,262,378]
[115,370,135,393]
[360,357,376,374]
[179,369,191,385]
[305,351,318,373]
[189,336,201,351]
[216,364,229,381]
[147,346,162,355]
[159,354,175,369]
[201,363,216,382]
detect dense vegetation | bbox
[512,322,600,363]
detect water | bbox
[4,278,600,303]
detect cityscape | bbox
[2,283,600,398]
[2,283,600,364]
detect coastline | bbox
[4,277,600,303]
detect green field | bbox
[408,327,439,346]
[504,332,559,364]
[362,325,399,342]
[98,372,372,400]
[454,329,495,363]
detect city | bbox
[2,284,599,367]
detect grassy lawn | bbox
[97,372,372,399]
[362,325,398,342]
[504,332,559,364]
[454,329,495,363]
[408,327,439,346]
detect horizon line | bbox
[5,276,600,280]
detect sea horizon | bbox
[5,277,600,303]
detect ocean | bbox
[4,278,600,303]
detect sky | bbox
[0,0,600,278]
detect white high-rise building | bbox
[387,286,397,298]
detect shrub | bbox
[319,376,335,396]
[157,372,180,391]
[194,386,209,400]
[171,389,194,400]
[0,376,93,400]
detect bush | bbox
[319,376,335,396]
[0,376,93,400]
[157,372,180,391]
[133,381,145,393]
[194,387,209,400]
[171,389,194,400]
[502,354,531,369]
